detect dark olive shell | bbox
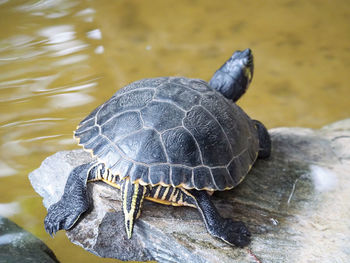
[74,77,259,191]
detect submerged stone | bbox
[29,119,350,263]
[0,216,59,263]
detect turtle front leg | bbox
[44,162,100,236]
[253,120,271,159]
[184,189,251,247]
[121,179,147,239]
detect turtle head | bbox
[209,48,254,102]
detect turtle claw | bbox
[44,199,85,236]
[44,220,57,237]
[217,219,251,247]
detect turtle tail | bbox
[121,179,147,239]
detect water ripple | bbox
[0,202,20,217]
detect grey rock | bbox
[0,216,59,263]
[29,150,96,210]
[29,119,350,263]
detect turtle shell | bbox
[74,77,259,191]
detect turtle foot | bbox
[215,219,251,247]
[44,197,88,236]
[44,162,93,236]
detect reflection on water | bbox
[0,202,20,217]
[0,0,349,262]
[0,1,112,261]
[0,161,17,177]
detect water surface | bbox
[0,0,349,262]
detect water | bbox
[0,0,349,262]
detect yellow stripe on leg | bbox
[122,180,145,239]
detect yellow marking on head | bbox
[244,67,252,82]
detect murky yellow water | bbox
[0,0,349,262]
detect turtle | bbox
[44,48,271,247]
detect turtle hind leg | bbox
[253,120,271,159]
[44,162,101,236]
[184,189,251,247]
[121,179,147,239]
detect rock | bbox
[29,150,96,210]
[29,119,350,263]
[0,216,59,263]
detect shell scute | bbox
[110,159,133,179]
[116,77,168,96]
[161,127,201,167]
[154,82,201,110]
[101,148,123,172]
[211,168,231,190]
[140,101,184,132]
[118,129,167,164]
[188,79,212,92]
[171,166,193,187]
[201,93,258,156]
[98,89,154,125]
[193,167,215,190]
[76,126,99,145]
[183,106,232,166]
[227,158,241,187]
[130,164,149,183]
[149,165,170,185]
[101,111,142,143]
